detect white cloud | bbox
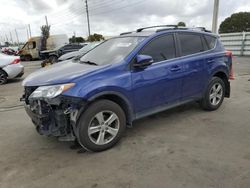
[0,0,249,43]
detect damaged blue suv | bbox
[22,25,233,152]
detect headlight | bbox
[29,83,75,99]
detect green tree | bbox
[177,22,186,27]
[87,33,105,42]
[219,12,250,33]
[40,25,50,50]
[69,36,85,43]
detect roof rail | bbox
[193,27,211,33]
[136,25,178,32]
[156,27,188,32]
[120,32,133,36]
[137,25,211,33]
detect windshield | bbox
[80,37,145,66]
[79,42,100,53]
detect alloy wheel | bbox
[88,111,120,145]
[209,83,223,106]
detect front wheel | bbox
[200,77,225,111]
[76,100,126,152]
[0,70,7,85]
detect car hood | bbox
[22,60,101,86]
[58,51,80,61]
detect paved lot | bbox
[0,57,250,188]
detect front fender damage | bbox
[24,95,86,142]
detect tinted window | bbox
[179,33,203,56]
[140,35,176,62]
[204,35,216,49]
[62,45,72,50]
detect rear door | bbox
[131,34,184,117]
[177,32,206,100]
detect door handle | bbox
[170,65,181,72]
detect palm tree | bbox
[40,25,50,51]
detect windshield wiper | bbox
[80,60,98,66]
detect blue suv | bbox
[22,25,233,152]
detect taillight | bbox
[11,59,21,65]
[226,51,232,57]
[226,51,234,80]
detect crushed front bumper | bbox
[21,88,86,140]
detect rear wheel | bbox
[0,70,7,85]
[76,100,126,152]
[200,77,225,111]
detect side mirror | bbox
[134,55,153,68]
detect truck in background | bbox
[18,34,68,61]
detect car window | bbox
[32,42,36,49]
[140,35,176,63]
[179,33,203,56]
[63,45,72,50]
[204,35,216,50]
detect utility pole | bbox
[5,34,9,43]
[26,28,29,40]
[28,24,32,37]
[85,0,91,37]
[15,29,20,48]
[45,16,49,27]
[74,31,76,43]
[212,0,219,33]
[9,31,13,44]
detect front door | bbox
[131,34,184,118]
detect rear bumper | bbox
[3,63,24,79]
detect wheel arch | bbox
[87,91,134,126]
[0,68,8,77]
[213,71,230,98]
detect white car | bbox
[0,53,24,84]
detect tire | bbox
[0,70,7,85]
[24,55,32,61]
[76,100,126,152]
[200,77,225,111]
[48,55,58,64]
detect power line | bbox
[90,0,146,16]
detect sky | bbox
[0,0,250,43]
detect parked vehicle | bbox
[21,25,233,152]
[40,43,84,63]
[1,47,16,55]
[0,53,24,84]
[1,46,20,56]
[18,35,68,61]
[58,42,102,61]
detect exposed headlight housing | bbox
[29,83,75,99]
